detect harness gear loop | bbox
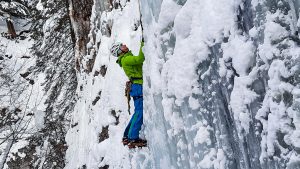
[125,81,132,115]
[125,77,142,115]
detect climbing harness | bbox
[124,77,142,115]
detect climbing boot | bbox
[128,138,147,148]
[122,137,129,146]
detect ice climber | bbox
[110,40,147,148]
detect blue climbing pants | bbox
[123,83,143,140]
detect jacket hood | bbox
[116,51,132,67]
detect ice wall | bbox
[142,0,300,168]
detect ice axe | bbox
[138,0,144,41]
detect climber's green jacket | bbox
[116,42,144,84]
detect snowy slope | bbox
[66,0,300,169]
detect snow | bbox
[63,0,300,168]
[198,148,226,169]
[36,0,44,11]
[194,125,211,146]
[230,75,258,134]
[188,96,200,110]
[34,110,45,130]
[222,35,255,76]
[157,0,181,30]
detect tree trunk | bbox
[6,19,17,39]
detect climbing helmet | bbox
[110,42,123,57]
